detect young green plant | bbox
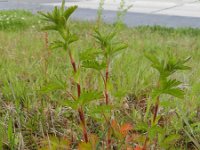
[39,1,90,143]
[145,52,190,148]
[81,28,127,149]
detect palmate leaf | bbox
[38,2,78,33]
[146,53,191,78]
[87,105,112,121]
[50,40,65,49]
[162,79,184,98]
[78,91,103,105]
[93,33,107,48]
[163,88,184,99]
[161,79,182,88]
[80,48,102,61]
[64,91,103,110]
[67,34,79,44]
[109,43,128,57]
[38,11,55,23]
[64,100,79,110]
[152,79,184,99]
[93,29,116,48]
[82,60,106,71]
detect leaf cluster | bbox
[93,29,128,59]
[39,1,78,50]
[81,29,127,72]
[146,53,191,98]
[63,91,103,110]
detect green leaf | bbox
[68,34,79,44]
[61,0,65,14]
[64,100,79,110]
[148,125,164,140]
[145,53,160,66]
[93,29,116,48]
[80,49,102,61]
[64,6,78,21]
[41,25,57,31]
[161,79,184,98]
[161,134,180,148]
[78,91,103,106]
[135,122,148,132]
[163,88,184,99]
[82,60,106,71]
[40,81,66,94]
[146,53,191,78]
[63,91,102,110]
[109,43,128,57]
[88,105,112,121]
[38,11,54,23]
[50,40,65,49]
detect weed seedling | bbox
[145,52,190,148]
[39,1,89,143]
[81,28,127,149]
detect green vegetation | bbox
[0,5,200,150]
[0,10,38,31]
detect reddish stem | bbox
[68,49,88,143]
[68,50,81,97]
[152,82,160,149]
[153,96,160,123]
[143,136,148,150]
[104,61,112,149]
[45,32,49,50]
[153,81,160,124]
[107,128,112,150]
[78,107,88,143]
[105,61,109,105]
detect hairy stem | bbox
[68,49,88,143]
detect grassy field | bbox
[0,9,200,149]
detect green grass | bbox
[0,10,39,31]
[0,10,200,149]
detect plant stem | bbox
[68,50,81,97]
[153,96,160,123]
[105,61,109,105]
[68,49,88,143]
[152,82,160,149]
[153,81,160,124]
[78,107,88,142]
[104,60,112,149]
[143,137,148,150]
